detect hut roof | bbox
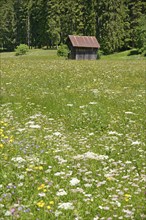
[68,35,100,49]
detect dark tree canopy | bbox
[0,0,146,54]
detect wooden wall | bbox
[75,48,97,60]
[68,45,98,60]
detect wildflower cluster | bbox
[0,53,145,219]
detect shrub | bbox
[15,44,29,56]
[57,44,69,58]
[128,48,140,56]
[97,49,103,59]
[139,43,146,56]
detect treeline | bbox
[0,0,146,54]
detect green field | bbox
[0,50,146,219]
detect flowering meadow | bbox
[0,50,146,219]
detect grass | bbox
[0,49,146,219]
[101,50,146,60]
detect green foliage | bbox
[136,14,146,56]
[0,0,16,51]
[128,48,140,56]
[15,44,29,56]
[0,0,146,53]
[139,44,146,56]
[97,49,103,59]
[57,44,69,58]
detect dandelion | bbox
[106,177,113,181]
[49,201,54,205]
[0,144,4,148]
[35,166,43,170]
[0,129,4,134]
[124,194,131,202]
[38,184,45,190]
[47,205,51,210]
[9,136,14,143]
[37,200,45,208]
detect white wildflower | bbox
[99,206,109,210]
[70,178,80,186]
[53,132,62,136]
[84,183,92,188]
[5,211,11,216]
[89,102,97,105]
[11,156,25,163]
[56,189,67,196]
[38,192,46,197]
[29,124,41,129]
[74,151,108,160]
[123,209,133,216]
[18,183,23,187]
[131,141,141,145]
[66,104,73,107]
[116,201,121,207]
[125,111,135,114]
[54,171,65,176]
[71,187,84,193]
[17,174,25,180]
[58,202,74,210]
[17,128,25,132]
[93,216,99,220]
[55,210,62,217]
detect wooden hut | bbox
[66,35,100,60]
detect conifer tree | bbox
[96,0,125,54]
[0,0,16,51]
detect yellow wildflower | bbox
[0,129,3,134]
[38,166,43,170]
[37,200,45,208]
[47,205,51,210]
[124,194,131,202]
[49,201,54,205]
[9,138,14,143]
[34,166,43,170]
[38,184,45,190]
[107,177,112,181]
[0,144,4,148]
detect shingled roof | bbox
[68,35,100,48]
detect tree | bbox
[96,0,125,54]
[136,14,146,54]
[13,0,28,46]
[125,0,146,48]
[46,0,60,47]
[82,0,96,36]
[0,0,16,51]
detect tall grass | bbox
[0,50,146,219]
